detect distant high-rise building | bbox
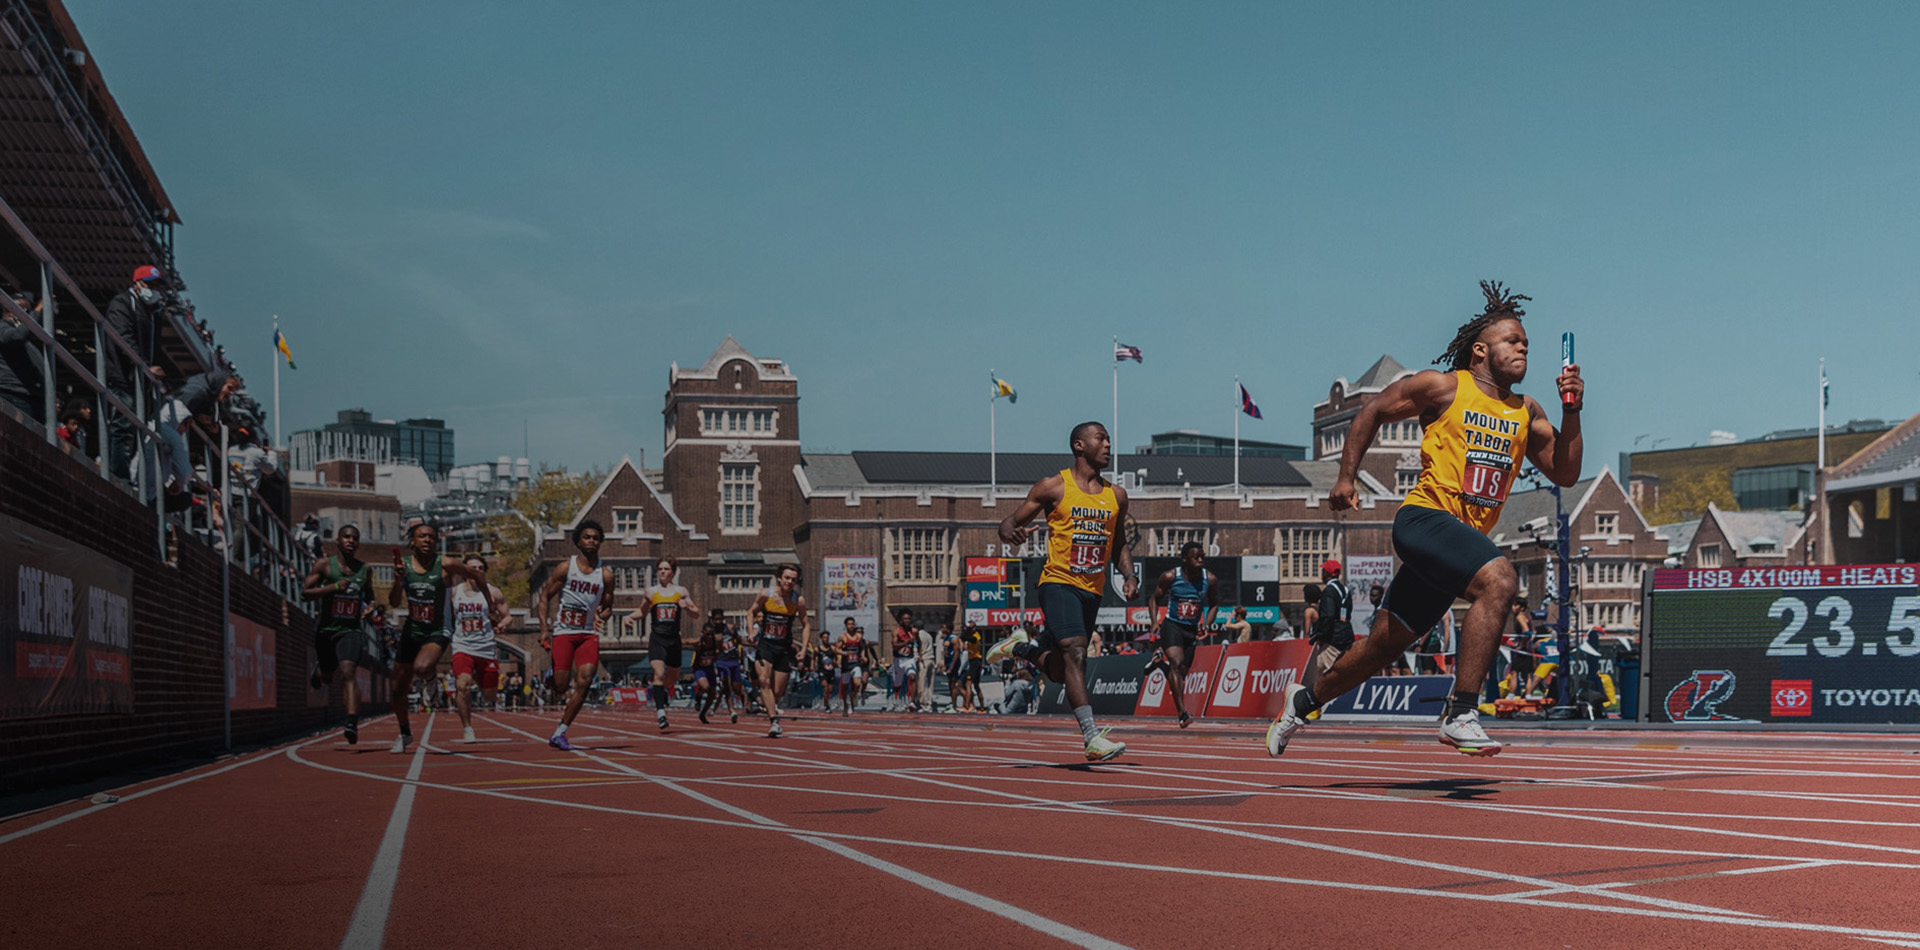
[294,408,456,480]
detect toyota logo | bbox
[1222,667,1243,690]
[1774,687,1809,707]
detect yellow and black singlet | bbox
[760,593,800,642]
[1038,469,1117,595]
[1403,370,1531,535]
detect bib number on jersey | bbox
[1461,449,1516,508]
[330,599,361,620]
[654,603,679,623]
[1069,541,1107,573]
[459,616,487,634]
[1173,600,1200,622]
[407,602,437,624]
[764,617,791,640]
[558,607,590,629]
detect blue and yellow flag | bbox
[273,328,296,370]
[991,374,1016,403]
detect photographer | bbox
[103,265,168,479]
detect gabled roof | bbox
[670,336,796,383]
[1828,410,1920,492]
[1654,520,1701,557]
[1489,476,1597,547]
[1353,354,1410,390]
[1704,505,1806,559]
[563,456,706,539]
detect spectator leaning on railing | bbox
[104,266,168,480]
[1,287,46,423]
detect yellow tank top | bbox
[760,593,800,641]
[1403,370,1530,535]
[1038,468,1117,594]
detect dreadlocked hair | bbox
[1435,281,1531,371]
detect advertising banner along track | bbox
[1,512,134,719]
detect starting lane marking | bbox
[287,724,1920,947]
[339,718,434,950]
[483,714,1133,950]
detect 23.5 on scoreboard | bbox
[1646,565,1920,724]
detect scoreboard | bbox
[1646,565,1920,723]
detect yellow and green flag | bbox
[273,328,296,370]
[991,375,1016,403]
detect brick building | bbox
[1488,469,1668,633]
[1311,355,1428,492]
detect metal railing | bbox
[0,191,313,605]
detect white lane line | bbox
[484,714,1130,949]
[2,737,291,845]
[284,735,1920,946]
[339,717,434,950]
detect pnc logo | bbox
[1770,679,1812,717]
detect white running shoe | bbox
[1084,728,1125,762]
[658,710,670,732]
[768,719,783,738]
[461,727,477,744]
[390,732,413,755]
[730,710,739,724]
[1439,708,1502,757]
[1264,683,1310,758]
[984,630,1030,665]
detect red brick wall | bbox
[0,416,338,792]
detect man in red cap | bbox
[1302,559,1354,693]
[101,265,167,480]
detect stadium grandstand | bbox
[0,0,326,792]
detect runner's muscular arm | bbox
[1330,370,1455,510]
[1147,568,1175,618]
[1113,484,1137,601]
[748,594,768,638]
[1523,364,1584,487]
[388,549,407,609]
[999,475,1063,545]
[536,568,568,642]
[301,559,333,601]
[489,585,510,632]
[595,567,615,631]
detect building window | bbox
[1278,527,1335,581]
[619,613,640,640]
[1586,602,1629,629]
[372,565,394,585]
[889,528,953,583]
[1395,469,1419,492]
[1587,560,1628,586]
[612,507,642,536]
[613,565,648,592]
[1595,512,1618,536]
[716,575,772,595]
[701,408,777,437]
[1318,425,1348,460]
[721,463,759,532]
[1699,544,1721,569]
[1153,527,1209,557]
[1515,563,1529,594]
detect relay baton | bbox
[1560,331,1577,408]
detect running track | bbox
[8,711,1920,949]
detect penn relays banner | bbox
[0,512,134,719]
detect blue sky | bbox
[69,2,1920,476]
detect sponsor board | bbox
[965,607,1045,627]
[1347,555,1394,635]
[1317,674,1454,720]
[1134,645,1222,718]
[1,512,135,719]
[228,614,279,711]
[1037,653,1151,716]
[608,687,646,705]
[1770,679,1812,717]
[821,557,880,640]
[1202,640,1311,719]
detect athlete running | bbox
[887,610,919,711]
[690,621,722,723]
[985,421,1136,762]
[537,520,615,751]
[748,564,811,737]
[1266,281,1583,758]
[1146,541,1219,728]
[302,523,376,744]
[629,556,699,732]
[387,523,492,753]
[711,609,747,723]
[833,620,867,716]
[449,554,509,743]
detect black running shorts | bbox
[316,625,368,670]
[1380,504,1505,637]
[396,630,450,665]
[1038,582,1101,647]
[1158,620,1200,655]
[756,636,795,674]
[649,634,683,667]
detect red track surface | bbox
[8,710,1920,949]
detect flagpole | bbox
[1817,357,1826,471]
[272,314,281,448]
[989,370,997,498]
[1111,336,1119,481]
[1233,375,1241,494]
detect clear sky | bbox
[68,1,1920,476]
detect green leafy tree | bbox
[485,466,600,609]
[1645,469,1739,525]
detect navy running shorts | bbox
[1380,504,1505,637]
[1037,582,1101,647]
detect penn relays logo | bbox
[1664,670,1741,722]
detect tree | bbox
[1645,469,1739,525]
[485,466,600,609]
